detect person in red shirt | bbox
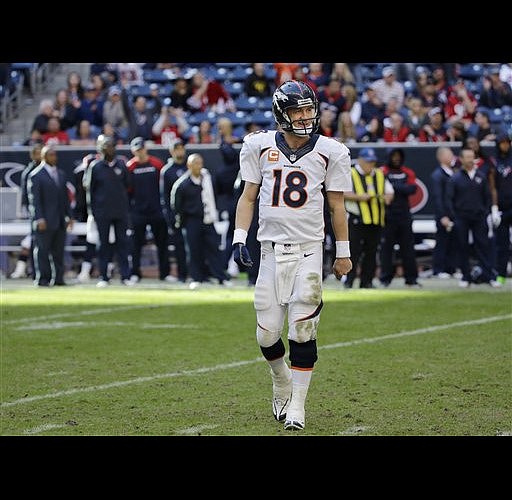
[444,79,478,129]
[126,137,175,283]
[383,112,411,142]
[41,117,70,145]
[187,70,235,114]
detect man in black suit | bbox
[27,145,73,286]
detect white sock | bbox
[288,368,313,413]
[268,356,291,380]
[80,261,92,274]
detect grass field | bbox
[1,277,511,436]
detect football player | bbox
[232,80,353,430]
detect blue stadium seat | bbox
[249,109,274,126]
[257,96,273,110]
[235,95,259,111]
[231,66,251,82]
[458,64,485,81]
[224,81,243,98]
[143,69,172,83]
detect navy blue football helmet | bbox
[272,80,320,136]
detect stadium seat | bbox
[231,66,252,82]
[458,64,485,81]
[143,69,172,83]
[223,81,243,98]
[235,95,259,111]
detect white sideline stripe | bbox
[15,321,195,331]
[2,314,510,409]
[176,424,219,435]
[23,423,67,435]
[3,303,173,325]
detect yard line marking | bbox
[15,321,196,331]
[2,303,174,325]
[176,424,219,435]
[2,314,510,409]
[321,314,511,351]
[23,423,67,435]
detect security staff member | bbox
[83,135,132,287]
[379,147,421,287]
[171,153,230,289]
[344,147,394,288]
[445,146,500,287]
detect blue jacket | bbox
[27,163,71,231]
[445,169,491,220]
[430,166,453,219]
[84,157,130,220]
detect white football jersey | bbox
[240,130,352,243]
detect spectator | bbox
[27,145,73,287]
[291,66,317,93]
[444,79,478,128]
[418,107,448,142]
[445,146,500,288]
[479,66,512,109]
[499,63,512,88]
[112,63,144,87]
[77,82,105,130]
[170,153,231,289]
[187,70,235,114]
[69,119,98,146]
[53,88,78,131]
[379,148,421,287]
[123,94,159,142]
[446,120,468,142]
[102,85,129,143]
[417,77,444,113]
[152,105,189,147]
[83,135,133,287]
[468,109,503,142]
[169,77,192,112]
[317,78,346,119]
[317,108,337,137]
[357,116,384,143]
[492,132,512,285]
[432,65,451,100]
[41,117,70,145]
[337,111,358,144]
[359,85,385,126]
[341,83,361,126]
[306,63,330,90]
[344,148,394,288]
[371,66,405,109]
[383,112,411,142]
[31,99,54,134]
[187,119,215,144]
[430,146,459,278]
[403,97,428,139]
[160,140,189,283]
[126,137,174,283]
[66,70,84,102]
[244,63,273,97]
[91,73,108,101]
[24,129,44,146]
[329,63,355,86]
[273,63,300,86]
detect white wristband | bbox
[336,241,351,258]
[233,228,248,245]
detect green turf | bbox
[1,282,511,435]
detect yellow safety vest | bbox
[350,167,385,226]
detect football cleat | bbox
[284,409,305,431]
[271,370,292,422]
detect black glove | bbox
[233,243,253,268]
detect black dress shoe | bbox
[36,282,50,287]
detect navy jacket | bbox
[27,163,71,231]
[160,159,187,224]
[430,166,453,219]
[445,169,491,220]
[84,157,130,219]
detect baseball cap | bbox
[130,136,145,151]
[359,147,378,162]
[108,85,121,96]
[428,106,443,118]
[382,66,395,78]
